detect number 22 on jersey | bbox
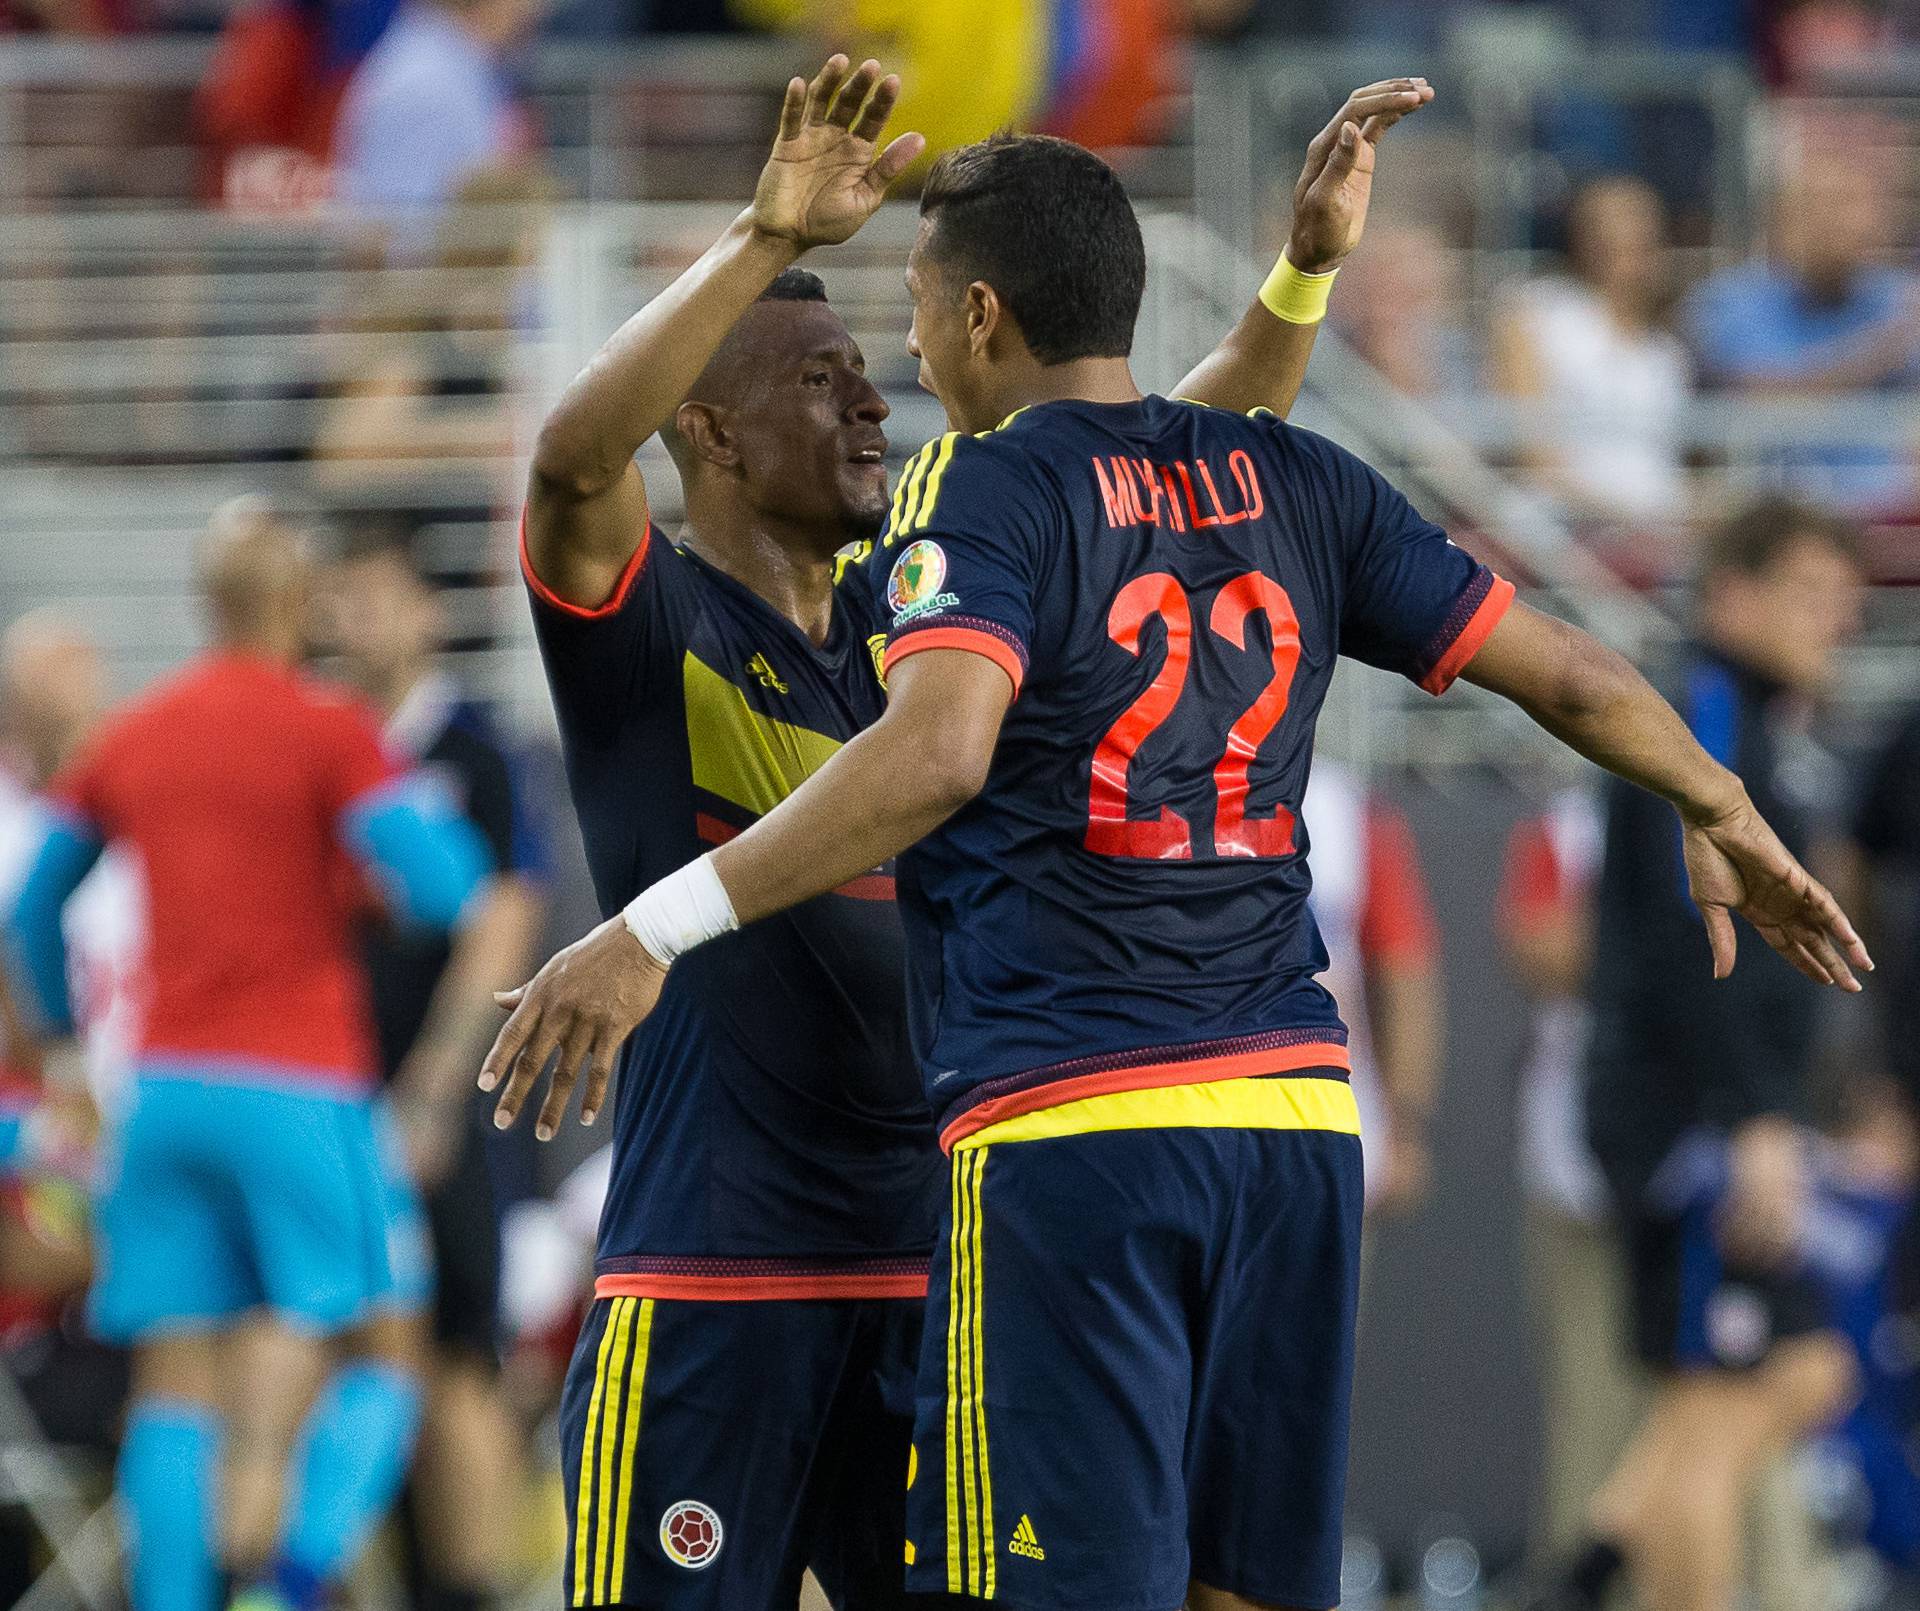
[1086,570,1301,862]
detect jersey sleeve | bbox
[520,511,671,748]
[876,433,1057,699]
[1294,429,1514,695]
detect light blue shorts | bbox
[91,1064,432,1342]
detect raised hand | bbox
[1287,78,1436,274]
[1679,795,1872,990]
[752,56,927,250]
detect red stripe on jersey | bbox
[518,507,652,620]
[695,812,895,900]
[938,1040,1352,1152]
[594,1270,929,1301]
[1421,574,1516,695]
[885,627,1025,698]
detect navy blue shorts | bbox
[559,1293,965,1610]
[905,1082,1364,1611]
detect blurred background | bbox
[0,0,1918,1606]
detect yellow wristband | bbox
[1258,251,1339,325]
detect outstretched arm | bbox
[524,56,923,606]
[1463,602,1871,990]
[481,649,1008,1137]
[1173,78,1433,418]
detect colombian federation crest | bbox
[887,540,958,624]
[660,1500,723,1569]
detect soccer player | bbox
[0,502,488,1611]
[488,119,1872,1611]
[327,521,549,1611]
[499,53,1428,1611]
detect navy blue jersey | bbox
[523,526,938,1300]
[846,398,1511,1146]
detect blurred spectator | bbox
[195,0,401,212]
[1330,222,1476,404]
[1848,700,1920,1111]
[312,171,550,539]
[731,0,1050,159]
[0,614,143,1113]
[0,506,486,1611]
[326,521,548,1611]
[1684,149,1920,514]
[1037,0,1182,151]
[1305,758,1445,1220]
[0,0,137,31]
[0,616,131,1609]
[1539,497,1866,1611]
[1490,176,1692,528]
[334,0,544,254]
[1498,787,1646,1558]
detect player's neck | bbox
[682,518,837,647]
[982,356,1142,429]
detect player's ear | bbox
[965,280,999,358]
[676,401,741,471]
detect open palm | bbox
[1288,78,1435,272]
[752,56,926,250]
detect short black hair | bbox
[918,132,1145,365]
[759,267,828,303]
[1697,495,1863,588]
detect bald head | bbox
[196,497,315,657]
[0,611,106,784]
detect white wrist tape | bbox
[621,853,739,966]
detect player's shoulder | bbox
[882,423,1057,551]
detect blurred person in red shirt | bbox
[195,0,403,212]
[1305,758,1445,1221]
[1,503,488,1611]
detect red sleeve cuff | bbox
[519,507,652,620]
[883,626,1026,698]
[1421,573,1516,696]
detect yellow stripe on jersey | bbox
[593,1297,637,1603]
[682,652,844,817]
[951,1075,1363,1150]
[608,1298,655,1603]
[905,433,959,536]
[572,1302,621,1606]
[887,442,938,550]
[969,1148,995,1598]
[832,539,873,585]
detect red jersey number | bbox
[1085,570,1302,861]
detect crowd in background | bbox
[0,1,1915,1608]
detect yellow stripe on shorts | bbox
[944,1152,965,1593]
[573,1301,622,1606]
[594,1297,637,1602]
[969,1147,995,1598]
[608,1298,655,1603]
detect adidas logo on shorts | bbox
[1008,1515,1046,1560]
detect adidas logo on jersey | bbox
[745,653,788,694]
[1008,1515,1045,1560]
